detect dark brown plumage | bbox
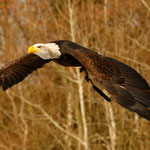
[0,54,50,90]
[0,40,150,121]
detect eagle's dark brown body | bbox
[0,40,150,121]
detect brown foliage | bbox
[0,0,150,150]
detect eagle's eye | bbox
[37,46,42,48]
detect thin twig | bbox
[101,49,150,70]
[23,98,85,146]
[126,35,150,52]
[141,0,150,12]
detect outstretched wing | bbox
[65,44,150,121]
[0,53,50,90]
[107,58,150,121]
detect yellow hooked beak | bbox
[28,46,40,54]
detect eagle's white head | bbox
[28,43,61,59]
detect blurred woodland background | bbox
[0,0,150,150]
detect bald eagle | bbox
[0,40,150,121]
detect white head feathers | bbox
[28,43,61,60]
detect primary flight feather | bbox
[0,40,150,121]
